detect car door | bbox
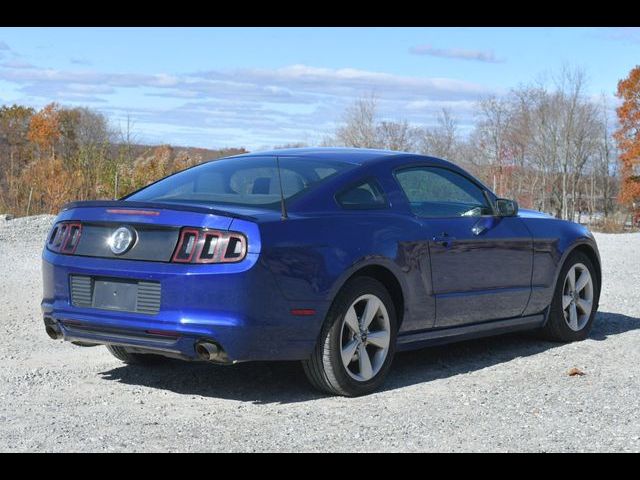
[395,166,533,328]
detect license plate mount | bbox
[92,279,139,312]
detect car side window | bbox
[336,179,388,209]
[395,167,492,218]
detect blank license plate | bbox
[92,279,138,312]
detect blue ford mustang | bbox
[42,148,601,396]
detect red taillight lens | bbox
[48,221,82,254]
[60,223,82,253]
[172,228,200,263]
[222,235,246,262]
[172,228,247,264]
[197,232,221,263]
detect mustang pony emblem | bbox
[108,226,136,255]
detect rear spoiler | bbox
[61,200,257,222]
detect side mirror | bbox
[495,198,518,217]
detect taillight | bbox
[172,228,200,263]
[171,228,247,264]
[47,221,82,254]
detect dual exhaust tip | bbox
[45,318,227,363]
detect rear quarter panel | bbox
[257,211,435,334]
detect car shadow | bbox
[98,311,640,404]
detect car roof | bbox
[228,147,416,165]
[230,147,496,203]
[222,147,480,189]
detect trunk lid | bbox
[52,200,263,262]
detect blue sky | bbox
[0,27,637,150]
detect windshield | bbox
[126,156,355,209]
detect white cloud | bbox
[149,73,180,87]
[405,99,477,111]
[197,64,491,100]
[0,59,35,69]
[0,61,498,149]
[66,84,116,94]
[0,62,494,103]
[409,45,504,63]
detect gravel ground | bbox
[0,214,639,452]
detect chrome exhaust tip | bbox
[45,323,63,340]
[195,341,220,361]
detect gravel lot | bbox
[1,214,639,452]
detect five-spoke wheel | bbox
[561,263,594,332]
[340,294,391,382]
[542,250,599,342]
[302,277,397,396]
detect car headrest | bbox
[252,177,271,194]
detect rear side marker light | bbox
[47,221,82,254]
[291,309,317,316]
[62,320,83,326]
[171,227,248,264]
[145,329,180,338]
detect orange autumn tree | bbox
[20,157,84,213]
[130,145,174,190]
[27,102,62,160]
[615,66,640,207]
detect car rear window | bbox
[126,156,355,209]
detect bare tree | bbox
[417,108,459,160]
[0,105,34,191]
[376,120,417,152]
[326,70,617,224]
[332,95,417,151]
[334,94,381,148]
[114,114,138,198]
[474,96,512,197]
[596,95,617,218]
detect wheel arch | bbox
[572,243,602,288]
[554,239,602,301]
[329,260,407,330]
[539,239,601,342]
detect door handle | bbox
[432,232,456,248]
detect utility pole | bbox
[26,187,33,216]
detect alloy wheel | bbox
[562,263,594,332]
[340,294,391,382]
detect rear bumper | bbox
[42,250,329,361]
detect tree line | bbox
[0,102,245,216]
[1,65,638,230]
[325,67,622,226]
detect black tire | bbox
[106,345,168,365]
[302,276,397,397]
[541,251,600,342]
